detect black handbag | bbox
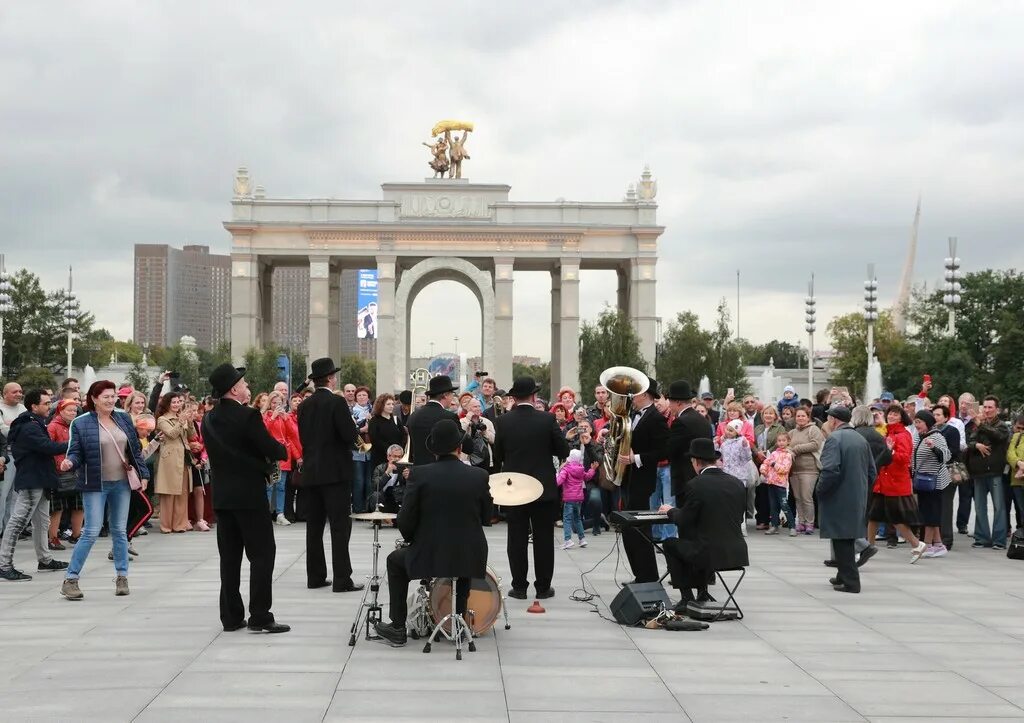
[56,470,78,493]
[1008,529,1024,561]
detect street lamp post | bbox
[863,263,879,365]
[64,266,79,375]
[804,274,816,400]
[943,237,962,336]
[454,336,459,355]
[0,255,12,381]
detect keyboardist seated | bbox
[656,438,749,613]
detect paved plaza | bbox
[1,518,1024,722]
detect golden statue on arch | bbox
[423,120,473,179]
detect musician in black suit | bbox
[615,378,669,584]
[203,364,290,633]
[665,380,713,499]
[405,376,463,465]
[659,438,749,610]
[296,357,364,593]
[393,390,413,429]
[374,420,492,646]
[493,376,570,599]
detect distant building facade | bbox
[133,244,230,352]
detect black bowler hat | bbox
[688,437,721,462]
[209,364,246,397]
[666,380,695,401]
[309,357,341,379]
[827,405,852,423]
[507,376,541,399]
[426,419,464,456]
[645,377,661,400]
[426,375,458,397]
[398,390,413,405]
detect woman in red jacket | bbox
[47,399,84,549]
[866,406,927,562]
[264,391,299,526]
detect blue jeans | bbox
[352,460,370,513]
[973,474,1007,545]
[1012,487,1024,531]
[584,485,604,535]
[767,485,790,528]
[649,465,677,540]
[68,481,131,579]
[562,501,584,540]
[267,471,287,515]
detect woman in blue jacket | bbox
[59,380,149,600]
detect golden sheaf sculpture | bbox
[431,120,474,137]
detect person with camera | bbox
[369,444,410,513]
[460,398,495,471]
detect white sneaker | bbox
[578,538,588,548]
[275,516,291,526]
[560,540,574,550]
[909,541,927,563]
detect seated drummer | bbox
[657,438,749,612]
[375,419,493,646]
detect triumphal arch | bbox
[225,130,663,394]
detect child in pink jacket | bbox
[557,449,595,549]
[759,430,794,534]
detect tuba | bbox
[599,366,650,486]
[491,395,506,417]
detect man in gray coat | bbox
[817,406,876,593]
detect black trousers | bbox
[216,508,276,627]
[754,484,770,525]
[506,498,558,592]
[956,481,974,530]
[941,484,956,549]
[285,468,305,521]
[832,538,859,591]
[386,547,469,626]
[304,483,353,589]
[662,539,709,600]
[622,480,659,583]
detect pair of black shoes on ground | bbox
[507,586,554,600]
[0,559,69,581]
[307,579,365,593]
[672,591,715,615]
[822,545,877,569]
[828,577,859,593]
[223,620,291,633]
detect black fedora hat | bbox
[426,375,457,397]
[688,437,721,462]
[425,419,464,456]
[209,363,246,397]
[666,380,695,401]
[646,377,662,400]
[309,357,341,380]
[507,376,541,399]
[398,390,413,405]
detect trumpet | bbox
[599,366,649,486]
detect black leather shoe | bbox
[696,591,716,604]
[307,580,331,589]
[833,583,860,593]
[672,598,693,614]
[333,583,365,593]
[823,559,838,567]
[374,621,408,646]
[223,621,246,632]
[828,576,841,586]
[856,545,878,567]
[535,587,555,599]
[507,588,528,600]
[247,621,291,633]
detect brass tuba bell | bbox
[598,366,650,486]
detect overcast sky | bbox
[2,1,1021,362]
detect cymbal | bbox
[488,472,543,507]
[351,510,398,522]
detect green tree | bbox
[3,270,94,374]
[743,339,804,368]
[827,310,903,399]
[704,300,751,398]
[513,361,551,400]
[336,355,376,391]
[578,307,647,403]
[161,343,202,395]
[242,344,288,396]
[125,361,152,392]
[197,343,232,389]
[17,366,57,392]
[656,311,712,388]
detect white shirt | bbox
[0,401,26,437]
[630,404,653,467]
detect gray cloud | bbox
[1,1,1021,363]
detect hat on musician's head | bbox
[309,357,341,380]
[508,376,541,399]
[425,419,463,456]
[666,380,695,401]
[426,375,457,397]
[645,377,661,400]
[688,437,721,462]
[398,390,413,405]
[209,363,246,398]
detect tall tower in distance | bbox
[891,197,920,334]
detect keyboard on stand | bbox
[610,510,669,528]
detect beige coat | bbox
[789,422,824,475]
[154,415,196,495]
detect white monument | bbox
[225,139,664,393]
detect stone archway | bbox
[392,257,495,392]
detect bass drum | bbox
[428,567,502,636]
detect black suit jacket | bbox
[398,456,491,579]
[668,468,749,571]
[406,401,463,465]
[622,405,669,497]
[203,399,287,510]
[297,387,357,487]
[493,404,570,502]
[668,407,713,498]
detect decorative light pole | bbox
[863,263,879,365]
[942,237,962,335]
[0,255,12,381]
[804,274,816,399]
[64,266,79,375]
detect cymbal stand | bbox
[347,517,384,646]
[422,578,476,660]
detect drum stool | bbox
[422,578,475,660]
